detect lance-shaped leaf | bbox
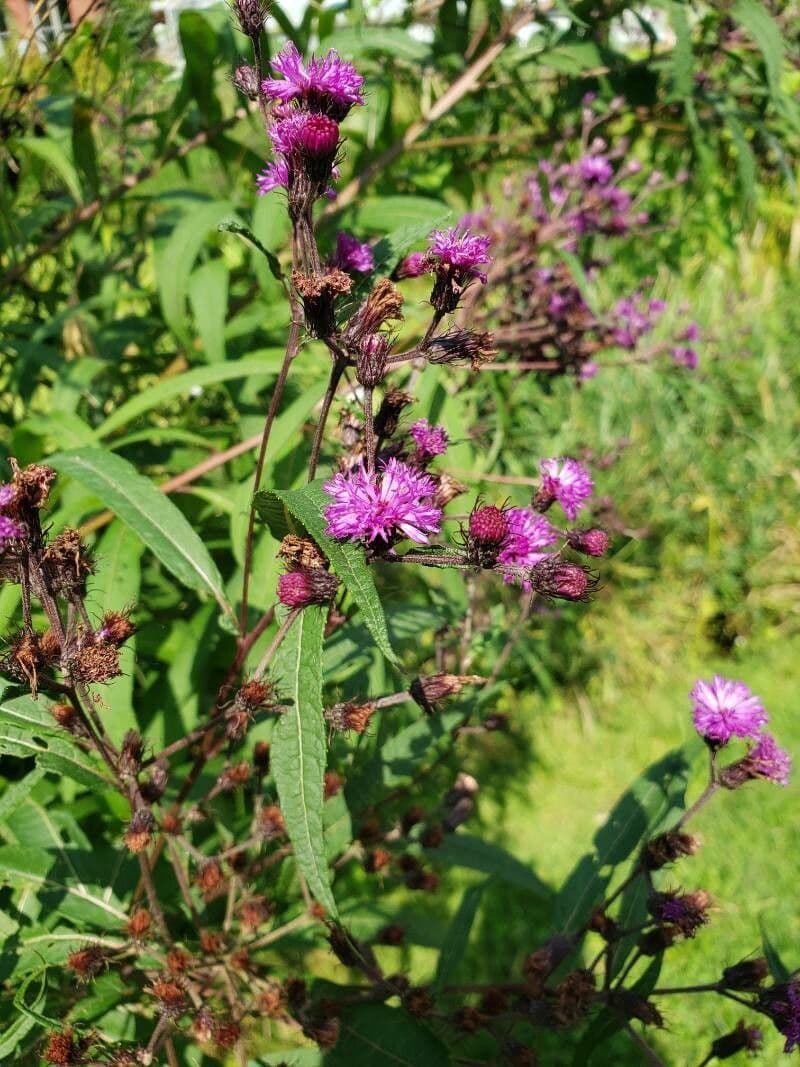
[256,481,399,667]
[49,448,236,625]
[272,606,337,916]
[0,723,113,790]
[326,1003,451,1066]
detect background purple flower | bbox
[746,733,791,785]
[332,232,374,274]
[691,675,768,744]
[324,459,442,544]
[428,226,491,279]
[539,457,593,520]
[410,419,448,459]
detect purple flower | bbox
[690,675,768,744]
[497,507,557,588]
[323,459,442,545]
[428,226,491,281]
[538,458,593,521]
[680,321,701,342]
[578,154,614,185]
[395,252,429,279]
[261,43,364,118]
[671,346,698,370]
[256,159,289,195]
[409,419,448,460]
[580,362,599,381]
[612,293,664,350]
[746,733,791,785]
[0,515,23,545]
[768,983,800,1053]
[0,484,15,508]
[332,231,374,274]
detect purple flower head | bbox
[323,459,442,545]
[0,484,15,510]
[578,153,614,185]
[261,43,364,119]
[409,419,448,460]
[691,675,768,745]
[497,507,557,588]
[767,983,800,1053]
[256,160,289,195]
[746,733,791,786]
[395,251,429,279]
[671,346,698,370]
[427,226,491,282]
[332,231,374,274]
[580,361,599,381]
[537,458,594,521]
[612,293,664,350]
[680,321,701,343]
[0,515,23,545]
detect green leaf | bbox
[321,27,432,63]
[668,1,694,99]
[178,11,222,124]
[726,111,757,203]
[555,747,692,933]
[12,137,83,203]
[0,970,47,1058]
[732,0,784,103]
[49,448,235,623]
[0,724,112,790]
[0,768,46,823]
[327,1004,451,1066]
[0,846,128,928]
[219,219,285,282]
[324,791,353,862]
[189,259,229,363]
[761,921,791,982]
[353,196,450,233]
[89,522,142,742]
[435,834,550,897]
[94,352,283,438]
[257,481,399,667]
[434,880,488,989]
[156,200,237,345]
[271,606,337,916]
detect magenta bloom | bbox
[256,160,289,195]
[261,43,364,118]
[428,227,491,281]
[323,459,442,545]
[579,362,599,381]
[395,251,429,279]
[497,507,557,587]
[578,154,614,185]
[538,458,593,521]
[746,733,791,785]
[691,675,768,744]
[332,231,374,274]
[0,484,15,508]
[672,346,698,370]
[0,515,23,545]
[769,983,800,1053]
[409,419,448,460]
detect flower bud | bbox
[393,251,429,279]
[529,559,597,602]
[374,388,413,439]
[356,333,390,388]
[232,0,267,39]
[565,527,610,557]
[233,63,260,99]
[721,958,769,990]
[410,673,483,715]
[278,567,340,608]
[196,861,224,894]
[642,830,700,870]
[469,505,508,544]
[709,1021,763,1059]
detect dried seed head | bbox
[123,809,154,854]
[39,629,61,664]
[638,925,678,956]
[230,947,252,972]
[373,388,414,440]
[11,460,56,510]
[218,761,251,791]
[258,982,287,1017]
[67,945,106,981]
[346,278,404,343]
[140,762,168,803]
[433,472,468,509]
[51,702,79,732]
[232,0,268,39]
[125,909,151,941]
[523,935,575,994]
[454,1006,485,1033]
[148,978,187,1018]
[161,812,182,835]
[479,988,508,1016]
[588,907,618,941]
[42,528,94,593]
[293,268,351,339]
[607,990,664,1027]
[402,987,434,1017]
[648,889,712,938]
[118,730,143,777]
[643,830,701,870]
[424,327,496,369]
[278,534,327,570]
[196,861,223,894]
[325,700,376,734]
[214,1019,241,1050]
[166,948,193,974]
[95,611,136,646]
[363,848,392,874]
[375,923,405,946]
[43,1027,94,1065]
[200,930,226,955]
[253,740,271,771]
[710,1020,763,1059]
[236,678,276,711]
[410,673,484,714]
[324,770,343,798]
[552,969,595,1026]
[69,641,122,683]
[240,895,272,931]
[259,804,286,839]
[304,1015,340,1050]
[0,630,47,696]
[721,958,769,991]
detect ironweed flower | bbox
[409,419,448,461]
[428,227,491,279]
[720,731,792,788]
[762,982,800,1053]
[690,674,768,745]
[565,527,610,557]
[536,457,594,521]
[323,459,442,544]
[497,507,557,586]
[469,505,509,546]
[332,231,374,274]
[261,42,365,120]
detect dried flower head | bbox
[424,327,496,369]
[125,908,151,940]
[278,534,328,570]
[293,268,351,338]
[123,808,154,854]
[148,978,188,1018]
[259,804,286,839]
[43,1027,94,1065]
[643,830,701,870]
[69,640,122,683]
[373,388,414,440]
[67,944,106,981]
[325,700,376,734]
[346,278,404,344]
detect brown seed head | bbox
[67,944,106,981]
[259,804,286,839]
[166,948,193,974]
[258,981,287,1017]
[240,895,272,931]
[253,740,271,771]
[643,830,701,870]
[200,930,226,955]
[374,388,414,440]
[196,861,223,894]
[125,908,151,940]
[346,278,404,342]
[236,678,275,711]
[148,979,187,1018]
[70,641,121,683]
[123,809,154,854]
[552,969,596,1026]
[325,700,376,734]
[161,812,182,835]
[278,534,328,570]
[43,1027,93,1065]
[402,986,434,1017]
[324,770,344,798]
[721,957,769,990]
[454,1005,485,1033]
[12,461,56,509]
[218,761,251,791]
[364,847,392,874]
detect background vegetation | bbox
[1,0,799,1062]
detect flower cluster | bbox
[690,674,790,785]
